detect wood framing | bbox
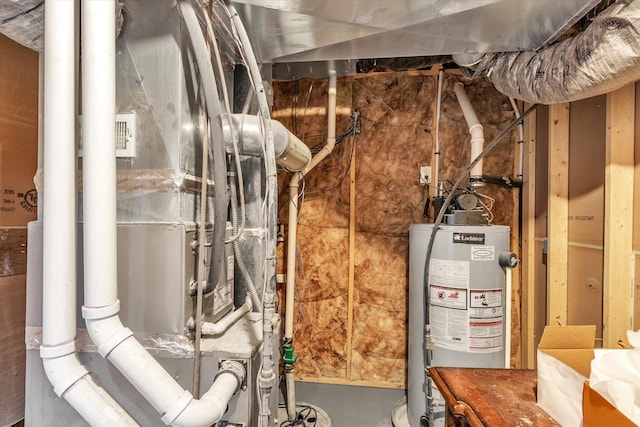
[346,138,357,379]
[547,103,570,326]
[521,106,537,368]
[603,84,635,348]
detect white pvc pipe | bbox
[505,268,512,369]
[434,68,443,195]
[37,52,44,221]
[453,82,484,182]
[41,1,136,425]
[199,296,252,336]
[284,64,338,420]
[80,1,243,425]
[285,66,337,341]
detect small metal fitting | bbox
[216,360,247,393]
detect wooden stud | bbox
[510,100,523,368]
[296,375,405,390]
[346,132,357,379]
[547,103,570,326]
[521,106,537,368]
[603,83,635,348]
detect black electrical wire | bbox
[420,102,538,423]
[305,131,357,195]
[279,404,318,427]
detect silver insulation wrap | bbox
[467,0,640,104]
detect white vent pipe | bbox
[453,82,484,185]
[504,268,513,369]
[284,64,338,420]
[80,1,244,426]
[40,0,137,425]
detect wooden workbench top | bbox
[429,367,559,427]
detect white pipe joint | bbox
[223,115,312,171]
[40,343,88,397]
[453,82,485,185]
[192,296,252,336]
[83,301,134,358]
[41,344,138,426]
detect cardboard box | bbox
[537,325,595,426]
[537,325,635,426]
[583,383,635,427]
[0,34,39,227]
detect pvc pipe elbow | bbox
[41,349,138,426]
[200,296,252,335]
[171,365,244,427]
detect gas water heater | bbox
[408,223,511,426]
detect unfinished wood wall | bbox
[522,83,640,366]
[273,71,520,387]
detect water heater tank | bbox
[408,223,510,426]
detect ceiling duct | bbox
[461,0,640,104]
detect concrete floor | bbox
[285,382,406,427]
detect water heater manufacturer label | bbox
[452,232,485,244]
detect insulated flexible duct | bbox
[465,0,640,104]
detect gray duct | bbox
[0,0,124,52]
[462,0,640,104]
[0,1,44,51]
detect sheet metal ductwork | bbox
[462,0,640,104]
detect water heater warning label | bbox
[430,285,467,310]
[429,258,469,289]
[469,289,503,353]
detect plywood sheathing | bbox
[273,72,519,387]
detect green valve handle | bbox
[283,345,298,365]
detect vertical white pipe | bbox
[41,1,136,424]
[82,0,118,309]
[505,268,512,368]
[37,52,44,221]
[453,82,484,182]
[284,171,301,342]
[284,64,338,420]
[42,0,77,347]
[434,68,443,194]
